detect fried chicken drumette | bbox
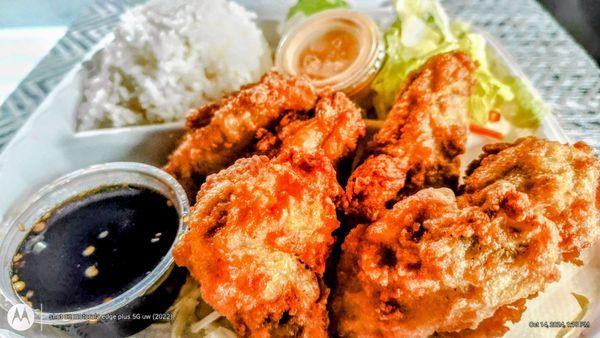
[171,75,365,336]
[174,152,342,338]
[346,52,475,221]
[165,72,366,200]
[462,137,600,261]
[332,137,600,337]
[165,72,318,197]
[255,89,366,167]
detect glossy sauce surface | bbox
[11,186,179,313]
[297,28,360,80]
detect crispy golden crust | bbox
[463,136,600,261]
[165,72,318,198]
[168,72,366,337]
[441,299,528,338]
[333,138,600,337]
[345,52,474,221]
[255,90,366,166]
[165,72,367,201]
[333,188,561,337]
[174,152,343,338]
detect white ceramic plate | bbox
[0,3,595,338]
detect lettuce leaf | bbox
[287,0,350,19]
[496,76,550,129]
[372,0,548,129]
[372,0,456,119]
[452,21,515,126]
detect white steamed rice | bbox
[77,0,272,130]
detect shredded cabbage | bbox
[287,0,349,19]
[169,277,235,338]
[372,0,548,129]
[191,311,224,333]
[496,76,550,129]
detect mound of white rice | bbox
[78,0,272,130]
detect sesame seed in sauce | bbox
[13,281,26,292]
[85,265,99,278]
[32,221,47,233]
[82,245,96,257]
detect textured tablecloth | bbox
[0,0,599,150]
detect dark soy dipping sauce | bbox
[11,185,179,313]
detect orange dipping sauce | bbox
[276,10,384,98]
[298,29,360,80]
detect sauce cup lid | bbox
[275,9,385,97]
[0,162,189,326]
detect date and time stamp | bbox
[528,320,591,329]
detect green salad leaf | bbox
[287,0,350,19]
[372,8,456,119]
[372,0,548,129]
[452,21,515,126]
[496,76,550,129]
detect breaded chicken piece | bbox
[346,52,474,221]
[165,72,318,197]
[174,152,343,338]
[333,137,600,337]
[333,188,560,337]
[462,136,600,261]
[255,90,366,166]
[169,74,365,336]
